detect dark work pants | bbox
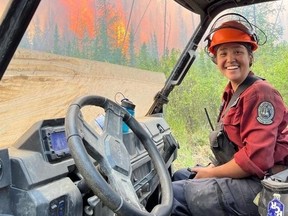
[171,168,262,216]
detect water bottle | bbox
[121,98,135,133]
[94,114,105,130]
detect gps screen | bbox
[50,131,69,154]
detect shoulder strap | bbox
[220,75,261,120]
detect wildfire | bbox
[24,0,196,56]
[59,0,96,38]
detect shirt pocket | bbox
[223,106,241,126]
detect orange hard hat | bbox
[207,20,258,55]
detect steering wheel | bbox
[65,95,173,216]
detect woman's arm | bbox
[191,159,250,179]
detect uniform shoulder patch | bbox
[257,101,274,125]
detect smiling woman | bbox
[0,0,287,216]
[171,12,288,216]
[215,43,252,89]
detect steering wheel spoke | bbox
[65,95,173,216]
[76,115,105,161]
[103,103,124,140]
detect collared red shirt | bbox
[220,73,288,178]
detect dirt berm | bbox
[0,49,166,147]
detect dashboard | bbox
[0,116,177,215]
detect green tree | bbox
[137,43,150,70]
[53,24,60,54]
[128,27,136,67]
[32,17,43,51]
[232,3,284,44]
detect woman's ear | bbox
[212,56,217,64]
[249,54,254,67]
[211,46,219,65]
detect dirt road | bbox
[0,49,165,147]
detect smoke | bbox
[24,0,198,55]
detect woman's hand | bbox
[191,159,250,179]
[191,164,216,179]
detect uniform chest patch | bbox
[257,101,274,125]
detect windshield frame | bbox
[0,0,41,80]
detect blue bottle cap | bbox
[121,98,135,110]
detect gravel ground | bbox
[0,49,165,147]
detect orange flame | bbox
[59,0,96,38]
[24,0,197,56]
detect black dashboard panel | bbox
[14,118,71,163]
[1,116,177,216]
[41,125,70,162]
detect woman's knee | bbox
[172,168,191,181]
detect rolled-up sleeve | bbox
[224,81,287,178]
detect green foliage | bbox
[53,25,60,54]
[159,49,182,77]
[253,43,288,104]
[128,26,136,67]
[232,3,284,43]
[164,51,226,133]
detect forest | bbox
[18,1,288,168]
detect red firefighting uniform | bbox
[221,72,288,178]
[171,72,288,216]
